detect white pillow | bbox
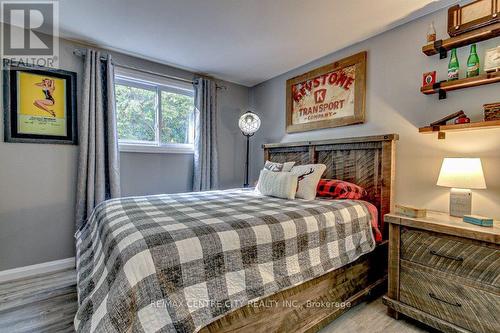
[290,164,326,200]
[256,169,298,200]
[264,160,295,172]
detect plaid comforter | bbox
[75,189,376,333]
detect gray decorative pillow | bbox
[264,160,295,172]
[290,164,326,200]
[256,169,298,200]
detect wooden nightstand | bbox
[382,211,500,333]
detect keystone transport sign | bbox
[286,51,366,133]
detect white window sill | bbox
[119,143,194,154]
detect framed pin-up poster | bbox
[286,51,366,133]
[3,64,77,144]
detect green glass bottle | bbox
[448,48,459,81]
[466,44,480,78]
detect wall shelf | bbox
[419,120,500,139]
[421,71,500,99]
[422,23,500,58]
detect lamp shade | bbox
[238,111,261,135]
[437,158,486,189]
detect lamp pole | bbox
[243,133,253,187]
[238,111,260,188]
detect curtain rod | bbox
[72,49,227,89]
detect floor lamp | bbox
[238,111,261,187]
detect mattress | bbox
[75,188,377,332]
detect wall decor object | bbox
[448,48,460,80]
[426,21,437,43]
[466,44,480,77]
[422,71,436,86]
[447,0,499,37]
[395,204,427,218]
[3,63,77,144]
[484,46,500,72]
[285,51,366,133]
[484,102,500,120]
[463,214,494,227]
[454,114,471,124]
[430,110,466,127]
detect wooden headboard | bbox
[263,134,398,237]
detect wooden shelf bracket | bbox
[438,89,447,100]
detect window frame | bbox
[115,70,195,154]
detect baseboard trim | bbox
[0,257,76,283]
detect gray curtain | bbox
[75,49,120,230]
[193,77,218,191]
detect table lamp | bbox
[238,111,261,187]
[437,158,486,217]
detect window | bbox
[115,70,195,153]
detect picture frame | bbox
[484,46,500,73]
[286,51,366,133]
[3,63,77,144]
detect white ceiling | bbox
[56,0,457,86]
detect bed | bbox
[74,133,397,333]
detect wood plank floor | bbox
[319,298,436,333]
[0,269,77,333]
[0,268,433,333]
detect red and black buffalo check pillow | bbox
[316,179,367,199]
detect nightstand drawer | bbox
[401,228,500,288]
[400,261,500,333]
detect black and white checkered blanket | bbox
[75,189,375,332]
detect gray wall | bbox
[0,34,249,270]
[250,8,500,218]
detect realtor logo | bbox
[1,1,59,67]
[314,89,327,103]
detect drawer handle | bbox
[429,250,464,262]
[429,293,462,307]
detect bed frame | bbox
[200,134,398,333]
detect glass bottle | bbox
[448,49,459,81]
[427,22,436,43]
[466,44,480,78]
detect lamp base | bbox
[449,188,472,217]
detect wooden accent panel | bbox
[401,228,500,288]
[200,242,388,333]
[385,211,500,331]
[384,211,500,244]
[308,146,317,164]
[316,143,381,213]
[264,134,398,233]
[267,147,310,166]
[383,296,471,333]
[381,140,396,235]
[386,223,400,319]
[399,261,500,333]
[262,134,398,148]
